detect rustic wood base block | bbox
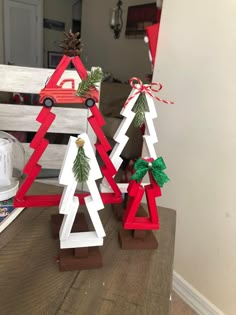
[112,199,148,222]
[74,247,89,258]
[111,202,125,221]
[119,229,158,250]
[133,229,147,240]
[51,213,88,239]
[58,247,103,271]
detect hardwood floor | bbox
[0,183,176,314]
[171,291,198,315]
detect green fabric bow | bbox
[131,157,170,187]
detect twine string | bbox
[124,77,174,107]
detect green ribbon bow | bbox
[131,157,170,187]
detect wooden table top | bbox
[0,182,176,315]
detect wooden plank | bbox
[0,197,77,314]
[22,144,85,189]
[0,64,82,94]
[86,108,97,149]
[58,205,176,314]
[0,183,63,250]
[0,182,176,314]
[0,103,88,134]
[0,64,102,95]
[22,143,66,169]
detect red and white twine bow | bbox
[123,77,174,107]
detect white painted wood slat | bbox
[22,143,67,169]
[0,103,88,134]
[22,143,84,190]
[0,65,82,94]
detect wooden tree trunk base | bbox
[133,229,147,240]
[119,229,158,250]
[111,193,129,221]
[51,213,103,271]
[58,247,103,271]
[111,202,125,221]
[74,247,89,258]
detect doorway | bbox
[4,0,43,67]
[72,0,82,34]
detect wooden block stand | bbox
[119,204,158,250]
[119,229,158,250]
[51,213,103,271]
[111,193,128,221]
[59,247,102,271]
[111,202,125,221]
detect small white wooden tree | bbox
[58,133,105,249]
[101,80,159,193]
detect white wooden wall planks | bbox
[0,65,81,94]
[0,64,100,185]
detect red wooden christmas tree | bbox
[14,32,121,208]
[119,156,169,249]
[122,166,161,230]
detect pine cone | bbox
[59,31,82,56]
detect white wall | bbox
[43,0,74,67]
[153,1,236,314]
[81,0,152,82]
[0,0,4,63]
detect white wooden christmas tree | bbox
[101,78,171,193]
[58,133,105,249]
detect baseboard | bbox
[172,271,225,315]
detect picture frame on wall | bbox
[125,2,157,38]
[43,19,65,32]
[48,51,63,69]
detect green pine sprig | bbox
[133,92,148,127]
[76,68,103,98]
[73,139,90,183]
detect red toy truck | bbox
[39,78,98,107]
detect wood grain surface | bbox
[0,183,176,315]
[0,64,81,94]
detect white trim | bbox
[172,271,225,315]
[3,0,8,64]
[4,0,43,67]
[37,0,43,67]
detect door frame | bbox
[4,0,43,67]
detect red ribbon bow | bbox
[124,77,174,107]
